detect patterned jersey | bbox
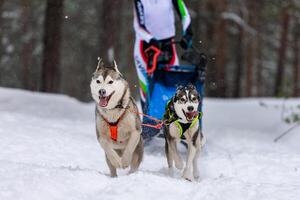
[133,0,191,42]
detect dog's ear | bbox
[112,60,122,74]
[174,85,184,102]
[95,57,104,72]
[170,97,176,108]
[186,83,196,90]
[176,85,184,92]
[173,94,178,103]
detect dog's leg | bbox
[164,126,174,171]
[193,148,200,179]
[193,131,203,179]
[183,143,197,181]
[105,154,117,177]
[99,139,122,168]
[165,138,174,169]
[168,125,183,170]
[129,137,144,174]
[122,131,140,168]
[169,139,184,170]
[193,130,204,179]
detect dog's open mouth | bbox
[183,110,198,121]
[99,91,115,107]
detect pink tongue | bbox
[186,111,198,119]
[99,97,108,107]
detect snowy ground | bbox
[0,87,300,200]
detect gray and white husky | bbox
[90,59,143,177]
[163,84,204,181]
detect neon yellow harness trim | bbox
[174,121,183,137]
[174,113,202,138]
[163,101,203,138]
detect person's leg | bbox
[171,42,179,66]
[134,38,149,113]
[134,39,156,139]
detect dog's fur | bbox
[163,84,204,181]
[90,59,143,177]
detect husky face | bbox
[90,60,128,110]
[173,84,201,123]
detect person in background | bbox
[133,0,193,113]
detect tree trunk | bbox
[116,2,129,69]
[256,35,263,96]
[245,42,254,97]
[0,0,3,26]
[191,0,201,45]
[41,0,64,92]
[204,1,218,96]
[274,5,291,96]
[214,0,228,97]
[98,0,123,64]
[233,25,244,98]
[292,23,300,97]
[21,0,34,90]
[253,0,265,97]
[0,0,4,66]
[0,0,3,29]
[245,0,258,97]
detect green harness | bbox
[163,101,203,138]
[174,114,202,138]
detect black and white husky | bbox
[163,84,204,181]
[90,59,143,177]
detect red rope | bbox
[127,108,163,130]
[142,122,163,129]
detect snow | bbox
[0,87,300,200]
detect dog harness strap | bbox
[174,112,202,138]
[174,121,183,137]
[163,100,177,125]
[109,125,118,141]
[101,111,127,142]
[190,113,202,129]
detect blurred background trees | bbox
[41,0,64,92]
[0,0,299,101]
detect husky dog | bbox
[90,59,143,177]
[163,84,204,181]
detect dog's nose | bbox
[99,89,106,96]
[187,106,194,112]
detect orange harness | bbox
[101,111,126,142]
[100,107,163,142]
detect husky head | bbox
[90,59,129,110]
[173,84,201,123]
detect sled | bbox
[142,42,207,138]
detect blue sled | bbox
[142,65,204,139]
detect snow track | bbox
[0,87,300,200]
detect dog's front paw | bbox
[110,157,122,168]
[193,168,200,179]
[183,169,194,181]
[121,155,131,169]
[175,159,184,170]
